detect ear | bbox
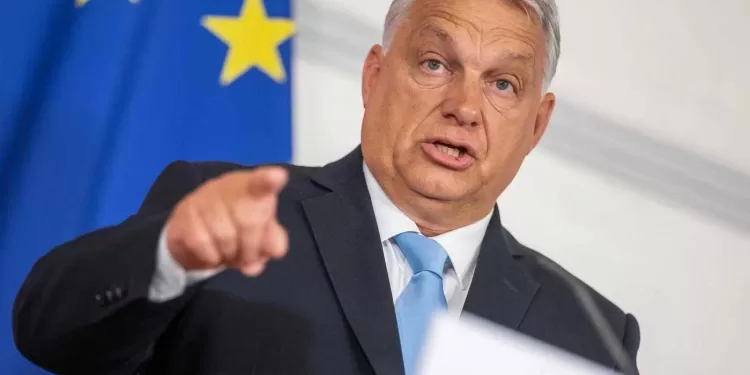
[361,45,384,108]
[528,92,556,153]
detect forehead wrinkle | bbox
[411,6,539,56]
[422,4,482,34]
[481,26,542,79]
[483,23,539,50]
[411,3,483,44]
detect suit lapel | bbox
[463,209,540,330]
[301,148,405,375]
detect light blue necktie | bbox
[393,232,450,375]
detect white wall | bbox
[293,0,750,374]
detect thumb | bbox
[246,166,288,197]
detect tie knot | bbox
[394,232,449,276]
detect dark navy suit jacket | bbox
[13,147,640,375]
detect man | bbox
[13,0,640,374]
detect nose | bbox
[441,77,482,127]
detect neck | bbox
[417,224,450,238]
[361,153,495,237]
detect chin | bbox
[400,163,476,201]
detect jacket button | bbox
[95,294,108,307]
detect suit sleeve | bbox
[13,161,207,375]
[622,313,641,373]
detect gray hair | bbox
[382,0,561,91]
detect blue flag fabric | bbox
[0,0,294,372]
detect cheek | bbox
[392,83,444,136]
[483,110,533,163]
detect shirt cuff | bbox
[148,225,222,303]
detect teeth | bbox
[436,144,461,158]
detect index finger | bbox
[245,167,288,198]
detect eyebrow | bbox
[494,50,535,64]
[415,23,455,45]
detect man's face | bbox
[361,0,555,214]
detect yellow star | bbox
[201,0,295,85]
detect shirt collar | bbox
[363,162,493,290]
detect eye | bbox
[494,79,515,92]
[422,59,447,73]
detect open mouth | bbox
[421,140,475,171]
[432,141,467,158]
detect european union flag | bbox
[0,0,293,372]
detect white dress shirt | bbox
[149,162,493,314]
[362,163,492,314]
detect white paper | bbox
[417,312,619,375]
